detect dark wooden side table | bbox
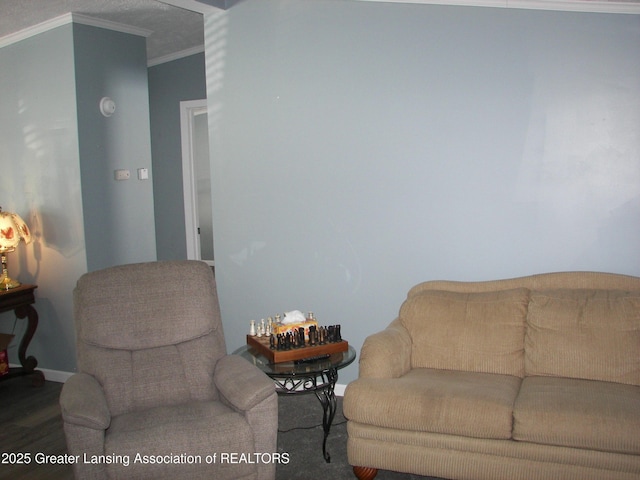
[234,344,356,463]
[0,284,44,385]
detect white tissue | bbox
[281,310,306,324]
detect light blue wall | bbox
[149,53,207,261]
[0,24,85,372]
[0,22,158,373]
[74,24,157,272]
[205,1,640,383]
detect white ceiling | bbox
[0,0,639,65]
[0,0,216,64]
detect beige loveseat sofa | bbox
[344,272,640,480]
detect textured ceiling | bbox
[1,0,639,63]
[0,0,209,63]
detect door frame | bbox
[179,99,214,266]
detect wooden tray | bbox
[246,335,348,363]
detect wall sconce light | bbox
[0,207,32,290]
[100,97,116,117]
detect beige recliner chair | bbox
[60,260,277,480]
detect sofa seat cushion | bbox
[525,289,640,386]
[513,376,640,455]
[105,400,256,479]
[400,289,529,377]
[344,368,521,439]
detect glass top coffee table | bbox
[233,343,356,463]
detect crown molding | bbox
[148,44,205,67]
[356,0,640,14]
[0,12,152,51]
[70,13,153,37]
[0,13,70,50]
[157,0,222,13]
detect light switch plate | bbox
[138,168,149,180]
[114,169,130,180]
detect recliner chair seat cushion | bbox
[105,400,256,479]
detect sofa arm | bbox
[60,373,111,430]
[214,354,276,412]
[359,318,412,378]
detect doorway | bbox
[180,99,214,266]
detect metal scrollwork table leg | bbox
[314,367,338,462]
[272,367,341,463]
[236,345,356,465]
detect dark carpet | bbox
[277,392,440,480]
[0,379,441,480]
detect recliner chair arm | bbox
[214,354,276,411]
[359,318,412,378]
[60,373,111,430]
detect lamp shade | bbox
[0,208,32,252]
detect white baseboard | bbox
[335,383,347,396]
[8,364,74,383]
[41,368,74,383]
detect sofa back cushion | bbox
[525,289,640,386]
[400,288,529,377]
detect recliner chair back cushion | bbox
[400,288,529,377]
[525,289,640,386]
[74,261,227,416]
